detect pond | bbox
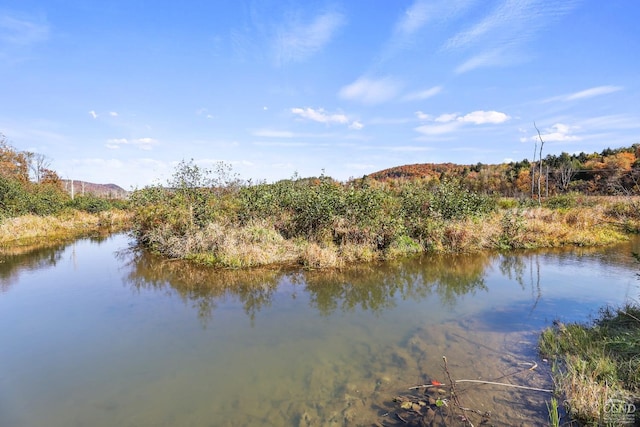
[1,234,639,426]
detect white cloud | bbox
[109,111,118,117]
[274,11,346,64]
[349,121,364,130]
[402,86,443,101]
[89,110,98,119]
[415,110,510,136]
[520,123,581,142]
[566,86,622,100]
[339,76,402,105]
[105,138,127,149]
[415,111,431,121]
[291,107,348,124]
[458,110,510,124]
[435,113,459,123]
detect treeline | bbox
[368,144,640,197]
[0,136,126,218]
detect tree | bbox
[25,152,52,183]
[554,152,578,192]
[534,123,546,203]
[0,134,29,181]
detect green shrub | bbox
[0,176,68,217]
[69,195,112,213]
[545,193,578,209]
[427,179,496,220]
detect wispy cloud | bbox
[291,107,348,124]
[396,0,431,36]
[567,86,622,100]
[290,107,363,129]
[0,13,49,46]
[403,86,443,101]
[415,122,462,135]
[89,110,98,119]
[273,11,345,65]
[416,110,510,135]
[385,0,475,54]
[106,137,158,150]
[543,85,624,102]
[0,12,49,63]
[339,76,402,105]
[576,114,640,130]
[447,0,580,73]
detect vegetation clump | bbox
[129,158,640,269]
[539,303,640,426]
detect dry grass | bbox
[0,209,132,249]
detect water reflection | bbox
[125,249,498,324]
[124,236,640,328]
[300,253,491,315]
[0,235,113,292]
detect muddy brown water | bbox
[1,234,639,426]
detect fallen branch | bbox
[454,379,552,393]
[410,380,552,393]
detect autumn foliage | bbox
[367,144,640,197]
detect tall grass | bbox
[539,305,640,425]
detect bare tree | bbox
[25,152,51,183]
[534,122,545,204]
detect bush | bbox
[0,176,68,217]
[68,195,112,213]
[427,179,497,220]
[545,193,578,209]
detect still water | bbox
[1,234,639,426]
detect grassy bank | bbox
[129,163,640,269]
[539,304,640,426]
[0,209,132,251]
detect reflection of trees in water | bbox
[0,243,67,293]
[497,238,640,315]
[0,234,113,293]
[124,250,284,326]
[126,249,495,324]
[301,253,492,315]
[499,253,542,313]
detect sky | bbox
[1,0,639,189]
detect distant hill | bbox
[61,180,128,198]
[367,162,478,181]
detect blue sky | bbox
[1,0,638,189]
